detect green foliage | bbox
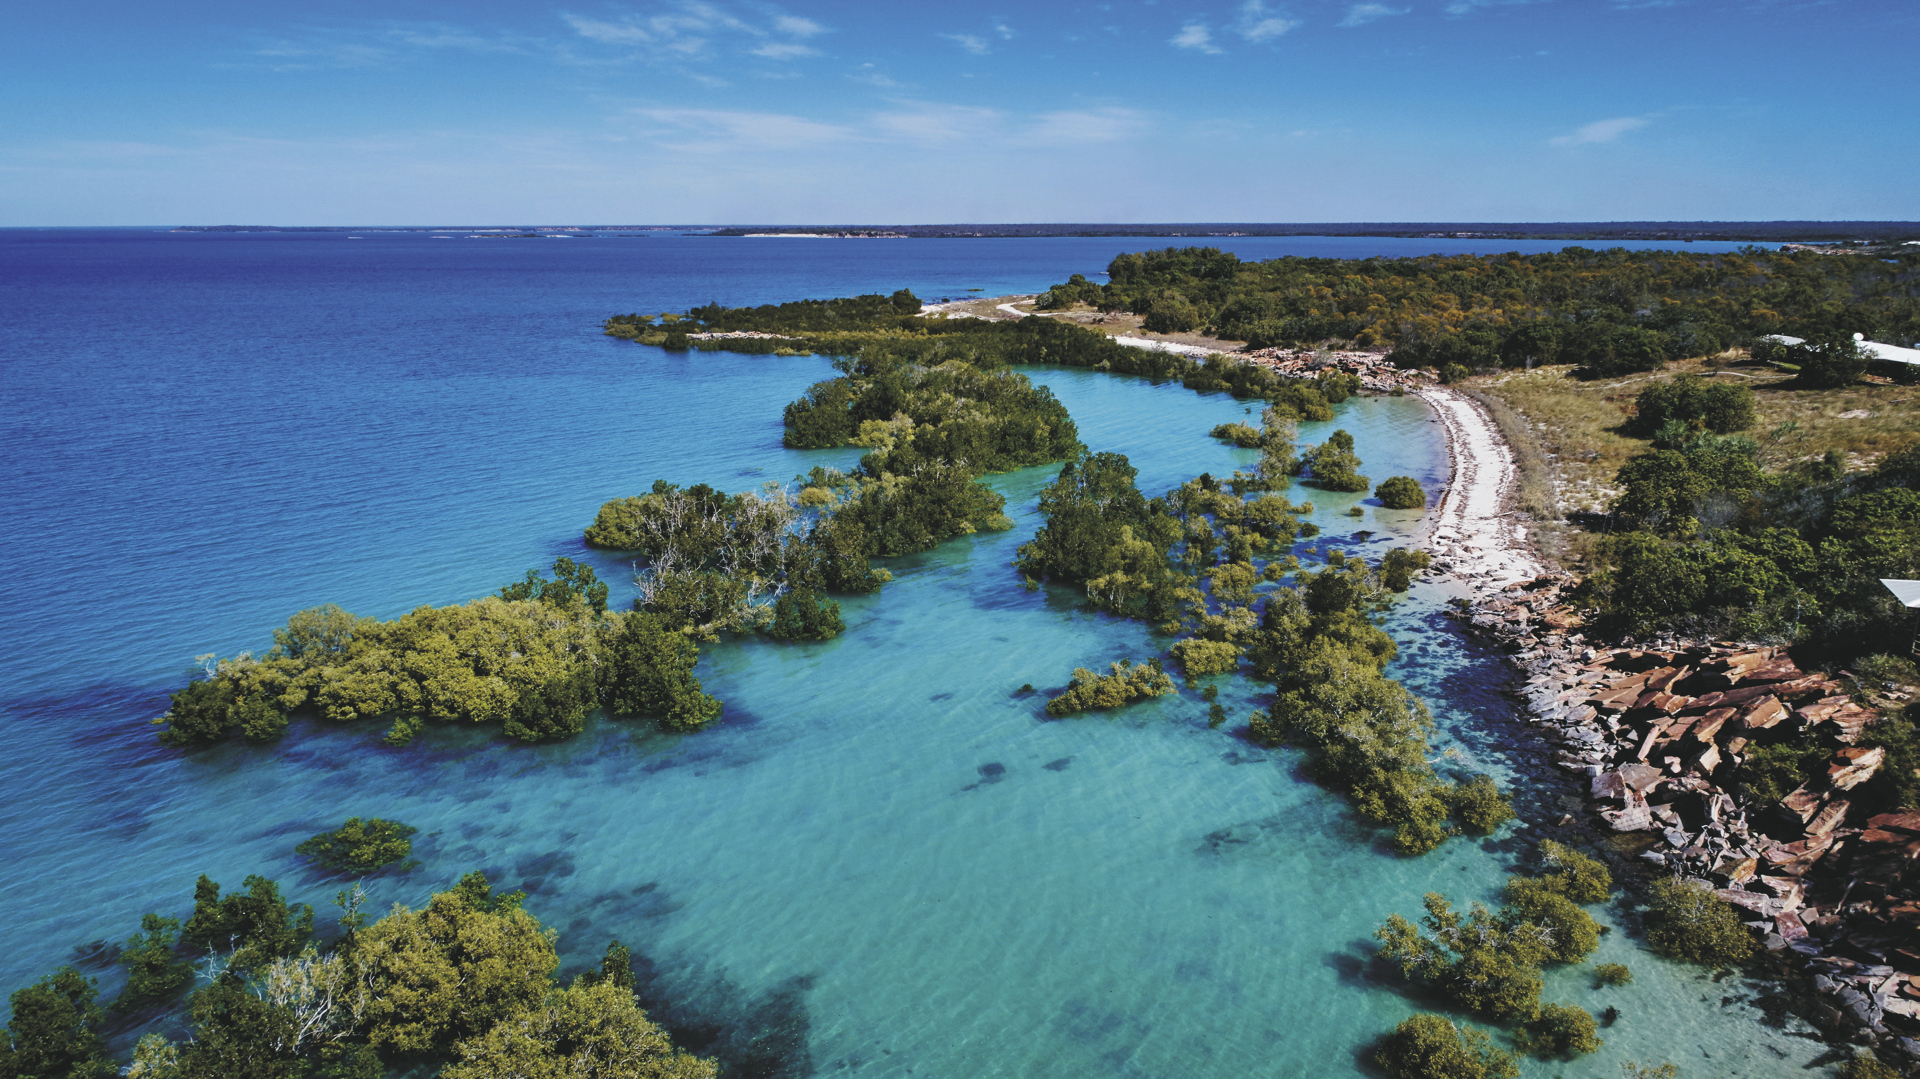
[1376,476,1426,510]
[1839,1053,1902,1079]
[1373,1014,1518,1079]
[1045,659,1176,717]
[1169,637,1240,678]
[1642,878,1754,967]
[1380,548,1433,592]
[158,586,722,747]
[499,557,610,614]
[296,817,419,874]
[115,914,192,1012]
[1302,429,1369,492]
[1375,852,1613,1027]
[441,979,719,1079]
[1449,775,1515,836]
[357,878,558,1053]
[1788,333,1872,388]
[1514,1003,1601,1061]
[602,613,722,732]
[0,967,115,1079]
[179,875,313,975]
[1016,452,1187,623]
[1246,555,1498,851]
[763,587,846,642]
[1581,445,1920,652]
[1594,963,1633,988]
[1208,422,1263,448]
[1632,373,1756,437]
[1042,245,1920,366]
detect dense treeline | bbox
[605,295,1352,418]
[1582,438,1920,657]
[0,872,715,1079]
[1038,245,1920,377]
[156,559,720,748]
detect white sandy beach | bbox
[1415,386,1545,592]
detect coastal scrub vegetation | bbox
[1036,244,1920,373]
[1376,476,1426,510]
[1044,659,1177,717]
[1248,552,1511,853]
[1578,439,1920,658]
[155,560,721,749]
[1373,1014,1518,1079]
[1014,432,1500,851]
[295,818,419,875]
[606,292,1348,421]
[1374,842,1614,1059]
[0,872,716,1079]
[1300,429,1370,492]
[1640,878,1754,968]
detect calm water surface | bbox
[0,230,1816,1076]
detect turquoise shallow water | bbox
[0,231,1825,1076]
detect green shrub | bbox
[1302,430,1370,492]
[1377,476,1427,509]
[1840,1053,1902,1079]
[1643,878,1754,967]
[296,817,419,874]
[1632,373,1756,436]
[1374,1014,1517,1079]
[1045,659,1177,717]
[1594,963,1633,988]
[1169,638,1240,678]
[1448,774,1514,835]
[1381,548,1434,593]
[1515,1003,1601,1061]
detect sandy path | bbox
[1415,386,1543,591]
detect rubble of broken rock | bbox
[1459,575,1920,1061]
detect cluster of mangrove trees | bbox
[0,872,714,1079]
[156,559,720,748]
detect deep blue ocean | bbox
[0,228,1817,1076]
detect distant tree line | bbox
[1036,245,1920,378]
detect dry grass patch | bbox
[1471,355,1920,526]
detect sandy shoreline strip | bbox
[1414,386,1544,592]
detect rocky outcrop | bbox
[1459,576,1920,1061]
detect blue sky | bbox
[1,0,1914,225]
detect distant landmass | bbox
[167,221,1920,242]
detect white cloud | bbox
[1022,107,1149,143]
[1170,23,1223,52]
[992,21,1017,39]
[632,107,855,149]
[943,32,991,54]
[873,103,1001,143]
[1338,3,1409,27]
[773,15,825,37]
[1233,1,1300,42]
[751,42,818,58]
[1549,116,1649,145]
[562,3,827,60]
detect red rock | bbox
[1741,696,1790,730]
[1783,785,1825,822]
[1807,798,1852,837]
[1867,813,1920,835]
[1828,746,1887,791]
[1776,910,1809,941]
[1692,707,1737,742]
